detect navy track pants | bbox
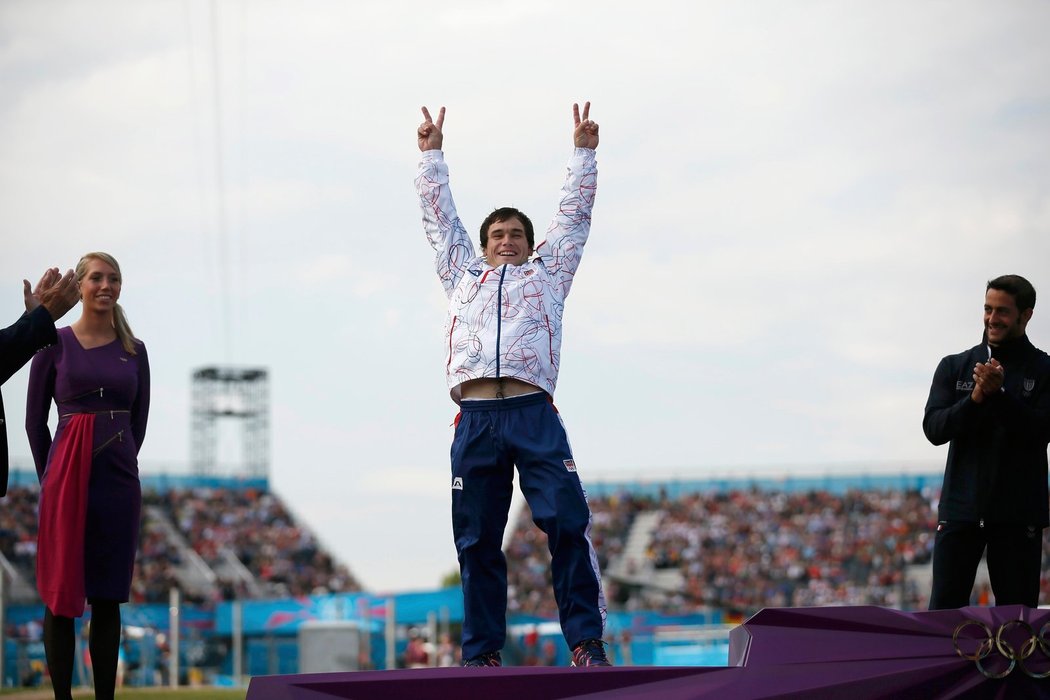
[450,392,606,660]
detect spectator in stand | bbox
[403,631,430,669]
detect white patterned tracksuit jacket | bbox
[416,148,597,403]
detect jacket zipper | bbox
[495,265,507,379]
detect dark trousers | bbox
[450,392,606,660]
[929,520,1043,609]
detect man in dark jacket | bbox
[0,267,79,496]
[924,274,1050,609]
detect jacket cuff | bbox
[29,304,58,345]
[571,147,596,165]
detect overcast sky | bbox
[2,1,1048,592]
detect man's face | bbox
[483,217,533,267]
[984,288,1032,346]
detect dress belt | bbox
[60,410,130,419]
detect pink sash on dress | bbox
[36,413,95,618]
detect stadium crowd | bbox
[145,486,360,598]
[0,486,39,572]
[505,491,655,619]
[6,481,1050,616]
[0,484,360,604]
[646,487,936,615]
[506,487,940,618]
[130,516,183,603]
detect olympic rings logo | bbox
[953,619,1050,679]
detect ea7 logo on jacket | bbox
[956,381,975,391]
[452,477,463,490]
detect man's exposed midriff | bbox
[459,377,543,400]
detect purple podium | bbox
[727,605,1050,699]
[247,606,1050,699]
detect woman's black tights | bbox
[42,607,73,700]
[44,600,121,700]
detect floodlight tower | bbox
[191,366,270,478]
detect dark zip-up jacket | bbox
[0,304,58,496]
[924,334,1050,526]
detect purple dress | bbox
[26,326,149,607]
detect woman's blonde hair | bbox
[76,251,139,355]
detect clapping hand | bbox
[971,358,1005,402]
[24,267,79,320]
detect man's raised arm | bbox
[536,102,599,299]
[415,106,472,296]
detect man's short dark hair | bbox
[480,207,534,249]
[987,274,1037,311]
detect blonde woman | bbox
[26,252,149,700]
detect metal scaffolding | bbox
[191,366,270,477]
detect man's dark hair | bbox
[987,275,1037,312]
[480,207,534,249]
